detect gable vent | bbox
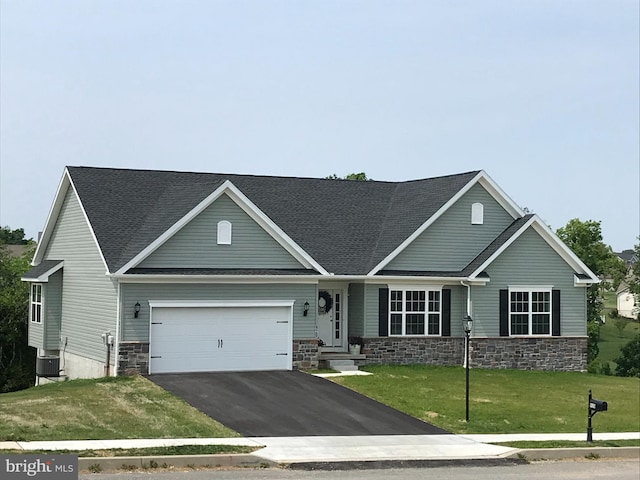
[217,220,232,245]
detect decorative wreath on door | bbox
[318,290,333,315]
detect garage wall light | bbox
[134,302,141,318]
[303,301,310,316]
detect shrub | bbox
[614,334,640,378]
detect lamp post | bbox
[463,315,473,422]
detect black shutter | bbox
[499,289,509,336]
[378,287,389,336]
[441,289,451,336]
[552,289,561,336]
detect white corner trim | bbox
[148,300,296,308]
[367,171,524,276]
[115,180,328,275]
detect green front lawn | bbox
[0,376,238,441]
[332,365,640,434]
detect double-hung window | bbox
[509,288,551,335]
[30,283,43,324]
[389,287,441,336]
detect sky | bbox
[1,0,638,252]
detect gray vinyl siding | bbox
[43,270,63,350]
[472,228,587,337]
[42,186,118,362]
[348,283,365,336]
[121,283,316,341]
[28,305,44,349]
[138,194,304,269]
[364,284,382,337]
[361,283,468,337]
[387,183,515,271]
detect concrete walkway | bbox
[1,432,638,464]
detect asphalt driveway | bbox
[148,371,448,437]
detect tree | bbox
[0,226,31,245]
[556,219,625,364]
[556,219,625,323]
[326,172,370,181]
[0,241,36,392]
[614,334,640,378]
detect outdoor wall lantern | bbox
[303,301,310,316]
[463,315,473,422]
[134,302,141,318]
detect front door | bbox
[317,289,344,348]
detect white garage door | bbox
[149,302,293,374]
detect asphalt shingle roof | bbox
[66,166,482,275]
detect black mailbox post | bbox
[587,390,608,442]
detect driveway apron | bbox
[148,371,448,437]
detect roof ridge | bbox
[66,165,482,185]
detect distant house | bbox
[616,282,636,319]
[22,166,599,380]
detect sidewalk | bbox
[1,432,638,465]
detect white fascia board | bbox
[114,274,320,284]
[20,261,64,283]
[467,216,535,279]
[223,183,329,275]
[115,180,329,276]
[529,219,599,283]
[367,171,524,276]
[32,171,71,265]
[476,171,524,220]
[363,276,489,286]
[468,215,600,282]
[67,173,111,273]
[32,169,110,273]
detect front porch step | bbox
[325,359,359,372]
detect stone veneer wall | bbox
[118,342,149,376]
[292,339,319,370]
[470,337,587,371]
[362,337,464,366]
[362,336,587,371]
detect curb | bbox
[509,446,640,461]
[78,454,275,471]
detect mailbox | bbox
[587,390,608,442]
[589,399,608,413]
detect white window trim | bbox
[30,283,43,324]
[508,286,552,337]
[389,286,443,337]
[217,220,232,245]
[471,202,484,225]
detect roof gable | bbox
[117,181,327,274]
[466,214,599,282]
[368,171,522,274]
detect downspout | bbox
[461,281,472,368]
[114,281,121,376]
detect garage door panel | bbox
[149,305,292,374]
